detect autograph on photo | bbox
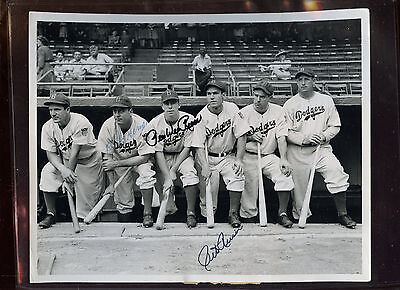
[197,225,243,271]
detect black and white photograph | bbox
[29,10,370,283]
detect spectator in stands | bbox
[121,30,133,61]
[68,51,86,80]
[53,50,70,82]
[259,49,292,80]
[108,30,121,46]
[191,47,212,96]
[37,35,54,82]
[84,45,114,82]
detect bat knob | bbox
[75,229,81,233]
[298,226,305,229]
[156,225,163,230]
[207,225,214,229]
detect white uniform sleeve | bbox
[97,121,114,154]
[41,122,57,153]
[72,118,95,146]
[233,110,251,138]
[190,112,206,148]
[275,110,288,139]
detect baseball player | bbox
[192,80,250,228]
[140,90,200,228]
[97,95,158,226]
[39,93,104,228]
[240,80,295,227]
[283,68,356,229]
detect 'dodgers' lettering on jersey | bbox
[56,135,73,152]
[114,140,137,153]
[295,106,325,122]
[206,119,231,138]
[144,114,202,147]
[248,120,276,136]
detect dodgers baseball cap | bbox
[161,89,179,103]
[44,92,70,107]
[205,79,226,93]
[295,68,316,79]
[253,80,274,96]
[111,95,132,108]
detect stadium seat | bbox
[50,85,72,97]
[72,86,93,98]
[124,85,145,97]
[349,83,362,95]
[325,83,348,96]
[149,84,169,96]
[172,84,194,97]
[271,83,293,97]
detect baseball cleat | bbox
[277,214,293,228]
[338,214,356,229]
[143,214,154,228]
[39,214,56,229]
[186,214,197,228]
[228,212,241,228]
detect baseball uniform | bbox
[97,113,158,214]
[283,91,349,219]
[240,103,295,218]
[191,101,250,217]
[140,111,199,187]
[40,112,104,219]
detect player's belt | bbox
[163,151,179,155]
[245,150,269,157]
[208,150,232,158]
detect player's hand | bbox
[201,165,212,182]
[104,184,115,195]
[304,134,324,146]
[163,178,174,191]
[232,159,244,177]
[169,167,177,181]
[102,159,118,171]
[249,132,263,143]
[60,167,78,184]
[258,65,266,72]
[279,158,292,177]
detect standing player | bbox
[140,90,200,228]
[191,47,212,96]
[240,80,295,227]
[97,95,157,225]
[192,80,250,228]
[39,93,104,228]
[283,68,356,228]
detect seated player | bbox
[39,93,104,228]
[97,95,158,225]
[192,80,250,228]
[240,80,295,227]
[140,90,200,228]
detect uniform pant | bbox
[199,155,245,217]
[39,151,104,219]
[155,153,199,214]
[113,162,159,214]
[240,152,294,218]
[287,144,349,219]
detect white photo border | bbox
[29,9,371,284]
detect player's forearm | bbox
[322,126,340,142]
[277,136,289,160]
[287,130,306,146]
[195,148,208,169]
[116,154,149,167]
[46,151,66,172]
[106,170,116,185]
[68,144,83,171]
[235,135,246,161]
[171,148,190,171]
[155,152,171,178]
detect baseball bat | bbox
[298,145,320,229]
[257,143,268,227]
[155,186,172,230]
[62,183,80,233]
[204,143,214,228]
[84,167,132,224]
